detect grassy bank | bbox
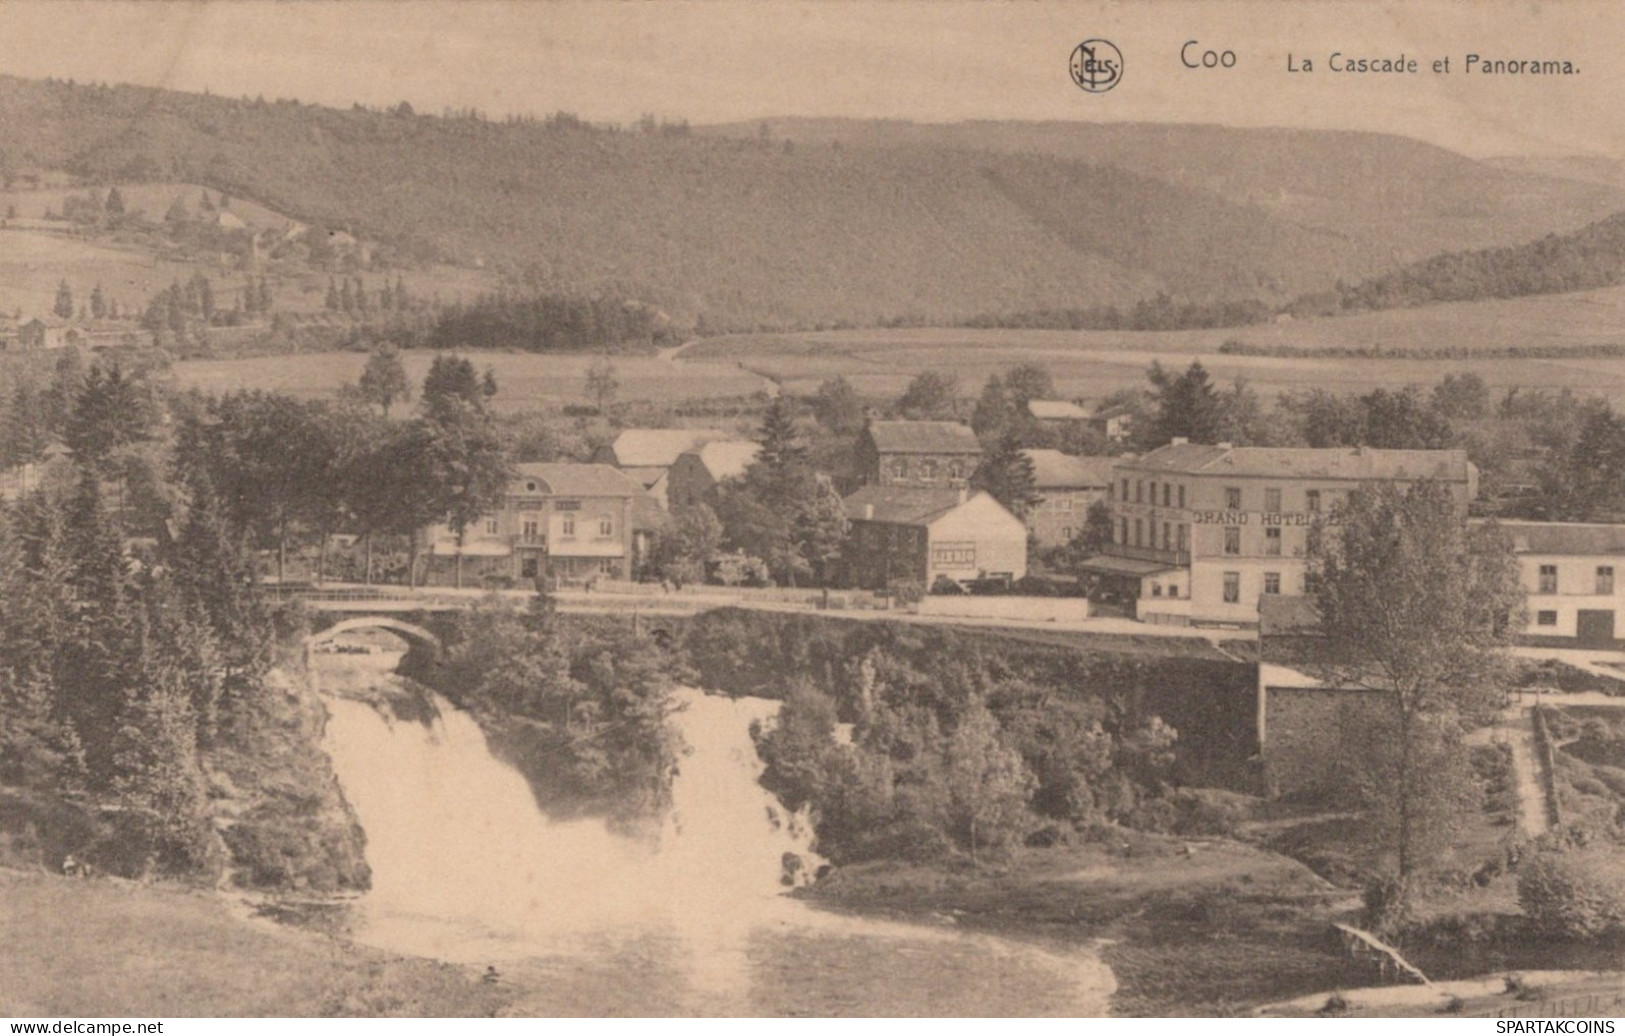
[0,868,509,1017]
[797,830,1365,1016]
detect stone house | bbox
[666,440,760,511]
[1022,448,1113,548]
[853,420,983,489]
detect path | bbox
[656,336,781,397]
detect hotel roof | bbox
[1493,520,1625,557]
[1121,442,1474,482]
[865,420,982,455]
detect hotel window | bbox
[1118,518,1128,544]
[1265,488,1281,512]
[1225,486,1242,510]
[1162,522,1172,550]
[1177,523,1189,552]
[1539,564,1558,594]
[1108,481,1116,501]
[1136,480,1144,504]
[598,516,614,538]
[921,460,938,481]
[562,515,576,538]
[522,518,540,537]
[1134,518,1144,546]
[1177,484,1186,509]
[484,518,499,536]
[1265,527,1282,556]
[1148,481,1157,505]
[1537,610,1558,627]
[1121,478,1130,500]
[1162,483,1172,507]
[1307,489,1322,513]
[1223,572,1240,604]
[1264,572,1281,595]
[1600,566,1615,595]
[1152,583,1163,597]
[1224,526,1240,555]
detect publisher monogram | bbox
[1070,38,1123,92]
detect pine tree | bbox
[971,433,1041,519]
[90,283,106,319]
[54,280,74,319]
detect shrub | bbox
[1517,849,1625,939]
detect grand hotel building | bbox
[1086,440,1478,625]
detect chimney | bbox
[1171,437,1188,446]
[863,503,875,520]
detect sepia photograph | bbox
[1,0,1624,1022]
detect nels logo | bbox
[1070,38,1123,93]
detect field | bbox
[0,229,214,320]
[170,349,771,411]
[692,286,1625,404]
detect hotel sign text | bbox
[1190,511,1339,526]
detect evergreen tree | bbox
[971,433,1041,520]
[356,344,411,416]
[104,186,125,217]
[1146,361,1224,446]
[90,283,106,319]
[53,280,74,319]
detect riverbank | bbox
[0,867,511,1017]
[797,829,1363,1016]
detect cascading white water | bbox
[317,648,1115,1015]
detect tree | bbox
[1309,481,1524,920]
[651,503,723,585]
[105,186,125,217]
[584,354,619,413]
[1003,363,1055,407]
[420,354,485,420]
[971,433,1041,520]
[53,280,74,319]
[811,376,865,436]
[90,283,106,319]
[356,344,412,416]
[1431,373,1489,421]
[895,371,959,420]
[942,700,1035,861]
[1145,361,1223,447]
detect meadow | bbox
[170,349,770,411]
[692,286,1625,404]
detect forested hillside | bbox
[2,77,1616,329]
[1316,210,1625,312]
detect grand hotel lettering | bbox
[1188,511,1341,526]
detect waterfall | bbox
[322,677,820,962]
[317,649,1115,1014]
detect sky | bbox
[0,0,1619,159]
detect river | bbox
[314,645,1114,1016]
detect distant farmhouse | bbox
[591,428,731,509]
[854,420,982,489]
[842,485,1026,590]
[667,440,760,511]
[1026,399,1090,434]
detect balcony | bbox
[1103,544,1190,567]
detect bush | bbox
[1517,849,1625,939]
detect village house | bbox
[853,420,982,489]
[1088,440,1477,625]
[666,440,760,511]
[12,318,80,351]
[591,427,731,508]
[841,485,1026,591]
[424,463,663,585]
[1026,399,1090,435]
[1496,520,1625,647]
[1088,402,1136,443]
[1022,448,1113,548]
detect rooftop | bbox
[1027,399,1090,421]
[687,440,760,481]
[513,462,642,498]
[1122,442,1474,482]
[607,428,729,468]
[865,420,982,455]
[843,485,972,525]
[1022,449,1114,490]
[1492,520,1625,557]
